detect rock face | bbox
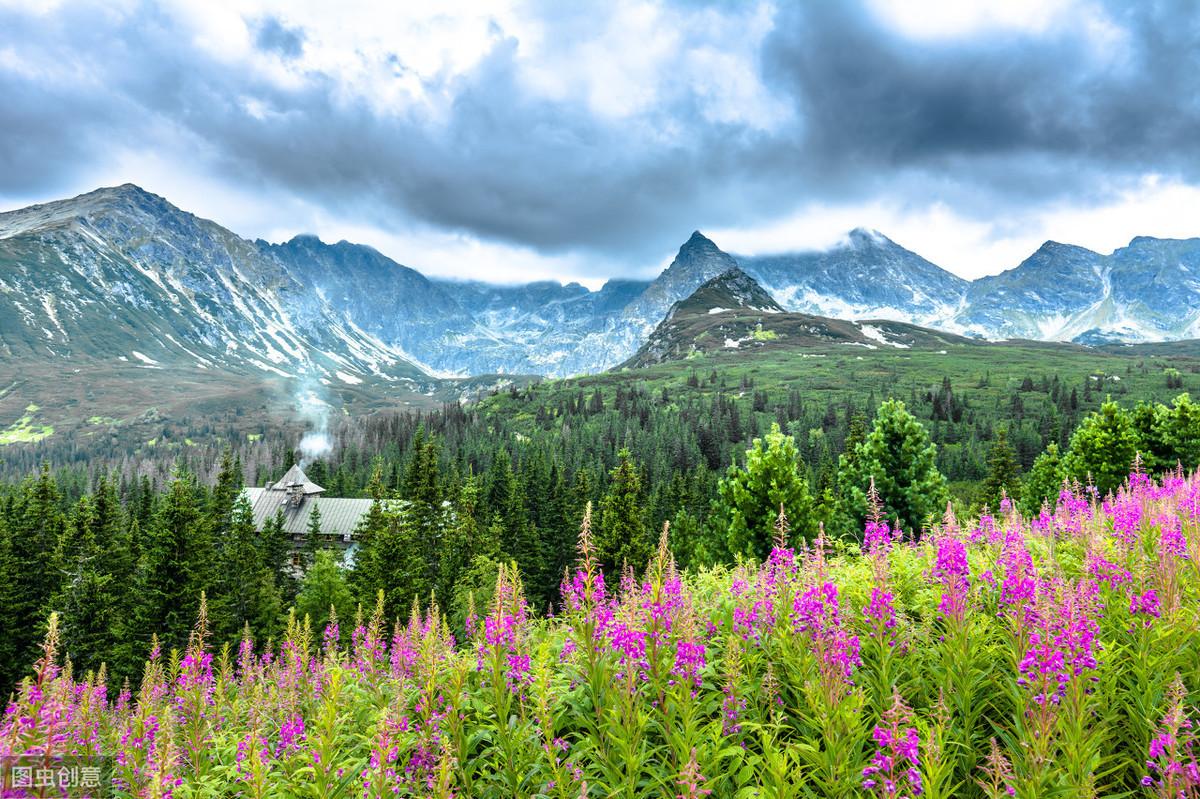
[952,236,1200,343]
[735,228,970,327]
[952,241,1106,340]
[258,234,473,372]
[423,277,650,376]
[263,236,654,377]
[621,231,743,330]
[670,267,785,317]
[4,184,1200,389]
[0,184,431,387]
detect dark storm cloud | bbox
[0,0,1198,269]
[759,2,1200,209]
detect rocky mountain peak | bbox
[679,267,784,315]
[681,229,718,250]
[846,227,890,248]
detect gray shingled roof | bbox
[270,464,326,494]
[242,487,376,538]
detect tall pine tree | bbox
[596,449,651,572]
[840,399,949,535]
[1065,399,1139,495]
[981,427,1021,511]
[709,423,817,561]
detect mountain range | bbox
[3,183,1200,393]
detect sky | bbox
[1,0,1199,286]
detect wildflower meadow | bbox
[4,471,1200,798]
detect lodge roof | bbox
[270,464,326,494]
[242,487,375,538]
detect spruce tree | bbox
[710,423,817,560]
[0,514,22,687]
[52,495,120,674]
[370,510,431,621]
[217,496,282,641]
[840,399,949,535]
[596,449,651,572]
[209,449,244,539]
[304,499,324,568]
[439,475,483,605]
[55,505,114,679]
[295,549,353,635]
[1065,399,1139,495]
[981,427,1021,511]
[10,465,65,669]
[132,472,213,653]
[1162,393,1200,469]
[1131,401,1173,473]
[261,510,294,601]
[349,463,391,605]
[1020,443,1067,516]
[403,434,448,590]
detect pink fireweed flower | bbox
[1016,580,1101,706]
[478,564,533,695]
[1157,514,1189,559]
[970,514,997,545]
[1183,479,1200,522]
[351,624,387,676]
[276,714,306,758]
[1106,493,1143,548]
[1086,553,1133,591]
[322,619,340,658]
[720,685,746,736]
[1142,677,1200,796]
[1056,482,1094,537]
[607,622,650,685]
[932,537,970,622]
[237,635,258,685]
[998,538,1036,623]
[670,639,706,692]
[481,611,532,690]
[561,566,608,612]
[976,738,1017,798]
[864,519,893,555]
[863,587,897,648]
[234,728,271,780]
[1129,463,1153,495]
[730,543,797,642]
[862,692,922,798]
[176,651,214,694]
[677,747,713,799]
[793,582,861,684]
[1130,590,1161,627]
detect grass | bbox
[0,405,54,445]
[485,338,1200,428]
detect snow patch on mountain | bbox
[858,324,910,349]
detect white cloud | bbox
[711,175,1200,280]
[865,0,1081,38]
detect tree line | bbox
[2,389,1197,693]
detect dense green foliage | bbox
[4,471,1200,797]
[2,384,1198,693]
[839,398,950,533]
[709,423,817,561]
